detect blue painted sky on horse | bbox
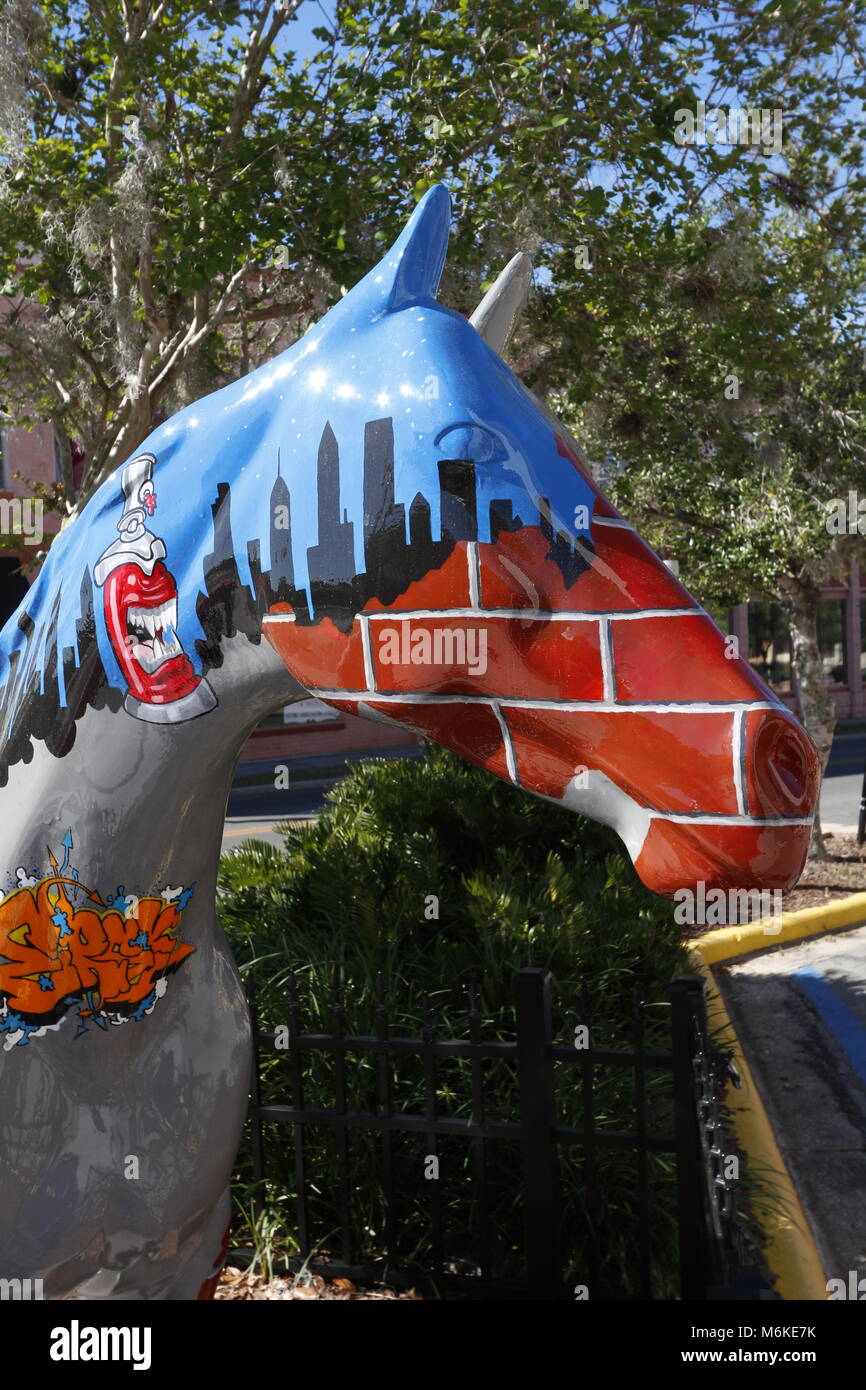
[0,184,598,715]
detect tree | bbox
[2,0,866,852]
[542,204,866,855]
[508,3,866,855]
[4,0,839,515]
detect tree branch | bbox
[216,0,300,161]
[148,261,257,398]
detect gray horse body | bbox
[0,635,302,1297]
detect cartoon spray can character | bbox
[93,455,217,723]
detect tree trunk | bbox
[781,577,835,860]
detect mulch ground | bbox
[781,833,866,913]
[216,1266,422,1300]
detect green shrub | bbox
[219,744,688,1296]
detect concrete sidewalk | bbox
[716,924,866,1291]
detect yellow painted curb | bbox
[694,891,866,965]
[688,947,828,1301]
[683,890,866,1296]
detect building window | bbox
[818,598,847,683]
[747,600,792,691]
[54,430,64,483]
[0,427,6,489]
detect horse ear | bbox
[470,252,532,354]
[345,183,452,317]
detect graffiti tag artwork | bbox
[0,837,195,1047]
[94,455,217,723]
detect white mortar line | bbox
[467,541,481,608]
[732,707,747,815]
[358,613,375,692]
[359,606,702,622]
[491,701,519,784]
[599,618,616,701]
[306,688,783,716]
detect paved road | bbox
[821,729,866,832]
[222,782,322,852]
[719,926,866,1290]
[221,745,422,854]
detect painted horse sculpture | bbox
[0,184,819,1298]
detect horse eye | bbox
[433,422,508,464]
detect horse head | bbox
[256,184,820,897]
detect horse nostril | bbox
[748,712,818,817]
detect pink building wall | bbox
[0,424,61,610]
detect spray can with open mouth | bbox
[93,455,217,724]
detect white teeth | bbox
[125,598,183,670]
[131,634,182,673]
[127,600,178,637]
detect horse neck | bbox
[0,630,300,931]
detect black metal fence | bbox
[239,967,765,1300]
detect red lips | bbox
[104,562,199,704]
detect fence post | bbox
[246,970,266,1225]
[514,967,562,1298]
[670,973,711,1300]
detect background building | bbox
[730,557,865,720]
[0,423,61,619]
